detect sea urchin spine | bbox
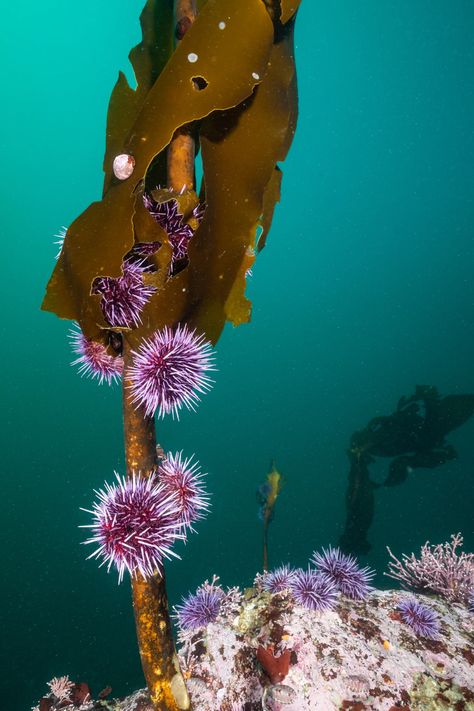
[158,451,209,530]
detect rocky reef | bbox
[36,586,474,711]
[175,586,474,710]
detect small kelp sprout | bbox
[257,460,283,570]
[42,1,300,710]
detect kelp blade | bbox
[42,0,301,347]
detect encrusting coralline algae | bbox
[173,585,474,711]
[33,583,474,710]
[32,540,474,710]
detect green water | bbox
[2,2,474,709]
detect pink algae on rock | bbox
[173,587,474,710]
[33,587,474,710]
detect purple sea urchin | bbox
[81,472,185,583]
[69,325,123,385]
[127,324,215,418]
[289,568,338,611]
[143,190,204,270]
[175,582,225,631]
[311,546,375,600]
[92,261,156,329]
[144,192,191,260]
[158,451,209,530]
[397,597,440,639]
[262,564,297,593]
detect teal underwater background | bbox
[2,1,474,709]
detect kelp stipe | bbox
[41,1,301,709]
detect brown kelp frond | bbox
[42,0,300,348]
[103,0,176,194]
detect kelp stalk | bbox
[167,0,197,192]
[263,511,270,572]
[123,344,190,711]
[123,2,199,706]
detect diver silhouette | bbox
[339,385,474,554]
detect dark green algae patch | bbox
[42,0,301,348]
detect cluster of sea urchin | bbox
[81,471,189,583]
[64,205,214,585]
[260,564,337,612]
[81,448,209,582]
[70,320,215,423]
[78,322,214,580]
[259,546,374,612]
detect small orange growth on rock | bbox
[256,644,291,684]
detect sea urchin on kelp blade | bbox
[42,0,300,347]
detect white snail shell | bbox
[113,154,135,180]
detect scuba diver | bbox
[339,385,474,554]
